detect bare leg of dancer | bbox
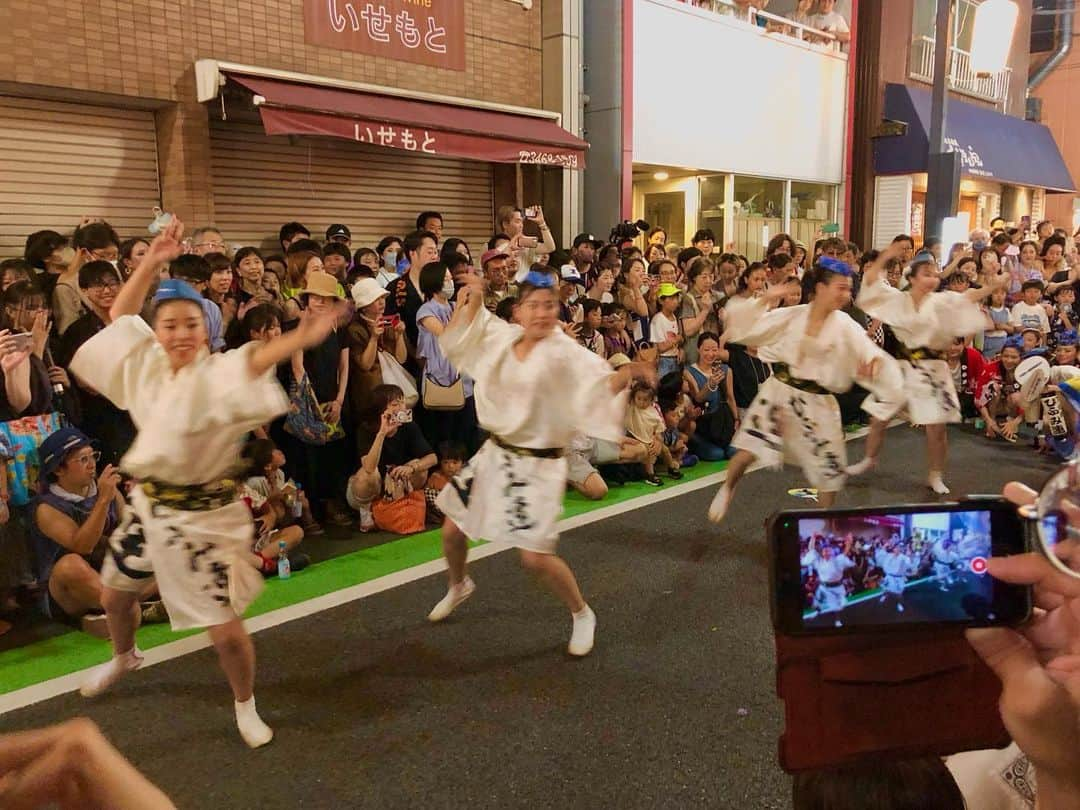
[208,618,273,748]
[80,588,143,698]
[846,417,888,476]
[926,424,950,494]
[429,518,476,622]
[520,550,595,656]
[707,449,757,523]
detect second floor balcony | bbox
[909,35,1012,109]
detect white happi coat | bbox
[802,547,853,613]
[69,316,289,629]
[724,299,905,491]
[857,279,991,424]
[434,307,626,553]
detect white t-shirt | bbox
[650,312,680,357]
[1009,301,1050,334]
[813,11,849,33]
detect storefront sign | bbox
[304,0,466,71]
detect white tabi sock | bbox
[235,696,274,749]
[80,647,144,698]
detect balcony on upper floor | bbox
[909,35,1013,110]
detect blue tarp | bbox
[874,83,1075,192]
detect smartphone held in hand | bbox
[770,499,1031,635]
[8,332,34,353]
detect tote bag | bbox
[378,351,418,408]
[283,373,345,445]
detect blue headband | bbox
[517,269,556,289]
[154,279,204,305]
[818,256,854,277]
[1003,335,1025,351]
[1060,329,1078,346]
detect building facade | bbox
[0,0,587,256]
[850,0,1075,250]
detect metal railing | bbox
[675,0,844,53]
[910,35,1012,108]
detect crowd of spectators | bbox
[681,0,850,44]
[0,200,1077,642]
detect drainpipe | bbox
[1028,4,1073,91]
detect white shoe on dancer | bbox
[235,696,274,748]
[708,484,732,524]
[428,576,476,622]
[928,473,950,495]
[80,647,144,698]
[845,456,877,477]
[568,605,596,657]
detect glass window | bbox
[643,192,685,248]
[732,176,785,261]
[697,175,726,249]
[790,181,836,252]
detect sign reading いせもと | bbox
[304,0,466,71]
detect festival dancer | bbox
[875,543,915,612]
[846,246,1005,494]
[801,536,855,627]
[707,258,904,523]
[70,219,343,748]
[931,535,960,591]
[426,270,654,656]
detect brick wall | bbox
[0,0,545,222]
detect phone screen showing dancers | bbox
[771,500,1031,634]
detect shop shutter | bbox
[1032,188,1046,224]
[210,119,494,254]
[872,176,913,249]
[0,96,159,258]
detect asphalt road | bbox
[1,426,1056,810]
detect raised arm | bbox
[110,219,186,321]
[248,303,347,378]
[445,275,485,333]
[964,268,1008,303]
[862,243,904,289]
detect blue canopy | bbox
[874,83,1075,193]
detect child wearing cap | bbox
[1010,280,1051,336]
[69,218,342,749]
[650,283,684,378]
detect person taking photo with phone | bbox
[346,278,408,418]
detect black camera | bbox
[609,219,651,244]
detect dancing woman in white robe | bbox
[707,260,905,523]
[69,220,341,749]
[848,247,1004,494]
[426,272,655,657]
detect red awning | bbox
[226,73,587,169]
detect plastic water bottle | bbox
[292,485,304,519]
[277,540,291,580]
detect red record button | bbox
[970,557,988,575]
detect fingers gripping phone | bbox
[770,500,1031,772]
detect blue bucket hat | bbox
[154,279,204,306]
[39,427,93,478]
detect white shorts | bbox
[933,561,954,580]
[882,573,907,595]
[816,583,847,613]
[436,440,566,555]
[731,377,847,492]
[100,487,264,631]
[901,359,961,425]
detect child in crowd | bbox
[982,286,1013,359]
[625,381,668,486]
[1010,280,1050,337]
[577,299,606,357]
[424,440,466,523]
[242,438,321,536]
[1048,285,1075,345]
[602,302,635,359]
[651,283,684,378]
[1021,327,1043,354]
[659,395,697,475]
[1055,330,1078,367]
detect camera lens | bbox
[1034,464,1080,579]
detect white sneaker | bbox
[80,647,144,698]
[845,456,877,477]
[357,506,375,532]
[568,605,596,657]
[707,484,732,524]
[427,577,476,622]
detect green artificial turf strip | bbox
[0,460,727,696]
